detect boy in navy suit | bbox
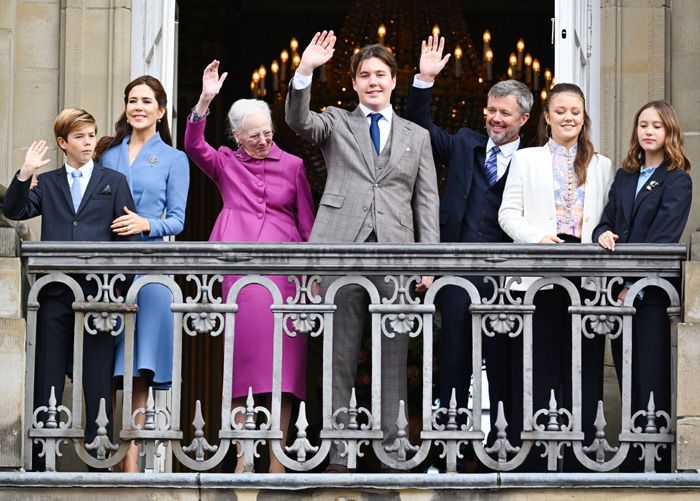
[4,108,137,470]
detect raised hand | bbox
[202,59,227,99]
[418,36,451,83]
[297,30,336,77]
[18,140,51,181]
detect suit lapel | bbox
[632,163,668,218]
[54,166,74,212]
[619,171,636,227]
[76,166,105,215]
[380,116,411,181]
[348,107,376,175]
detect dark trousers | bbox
[612,294,671,472]
[437,281,516,461]
[510,285,605,472]
[32,288,115,470]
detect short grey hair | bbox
[488,79,534,116]
[227,99,273,134]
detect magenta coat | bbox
[184,117,315,399]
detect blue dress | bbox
[101,132,190,388]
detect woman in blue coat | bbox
[593,101,691,472]
[95,75,190,472]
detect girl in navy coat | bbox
[593,101,692,472]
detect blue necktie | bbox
[484,146,500,186]
[369,113,382,155]
[70,170,83,212]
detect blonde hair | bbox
[53,108,97,152]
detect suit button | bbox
[464,195,467,200]
[73,221,78,226]
[257,182,263,187]
[257,197,263,203]
[369,223,374,228]
[362,206,368,211]
[257,213,263,219]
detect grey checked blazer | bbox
[285,84,439,244]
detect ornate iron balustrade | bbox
[20,242,686,473]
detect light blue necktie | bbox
[369,113,382,155]
[70,170,83,212]
[484,146,500,186]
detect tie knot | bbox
[71,170,82,179]
[491,146,500,155]
[369,113,382,124]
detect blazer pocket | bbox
[319,192,345,208]
[93,194,113,202]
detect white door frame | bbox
[554,0,602,149]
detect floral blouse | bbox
[550,139,585,238]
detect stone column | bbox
[0,224,25,468]
[677,232,700,470]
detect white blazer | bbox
[498,145,613,290]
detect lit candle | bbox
[509,52,517,76]
[270,60,279,92]
[544,68,552,88]
[532,58,540,91]
[482,30,491,61]
[252,71,260,98]
[432,24,440,38]
[258,65,267,97]
[353,46,360,55]
[378,23,386,44]
[507,67,513,78]
[290,37,299,58]
[250,81,255,98]
[454,44,462,79]
[485,48,493,81]
[280,50,289,81]
[540,88,548,103]
[292,53,300,70]
[516,38,525,72]
[524,53,532,86]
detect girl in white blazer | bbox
[498,83,613,472]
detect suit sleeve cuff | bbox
[291,71,313,89]
[412,75,434,88]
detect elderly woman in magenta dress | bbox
[94,75,190,472]
[184,60,315,473]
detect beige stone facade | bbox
[0,0,699,480]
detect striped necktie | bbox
[484,146,500,186]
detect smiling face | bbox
[234,111,273,159]
[126,83,166,135]
[485,94,529,145]
[637,107,667,159]
[352,56,396,112]
[544,91,585,148]
[57,124,96,168]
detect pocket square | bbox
[98,184,112,195]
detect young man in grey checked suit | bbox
[286,30,439,471]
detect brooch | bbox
[645,180,659,191]
[146,155,160,166]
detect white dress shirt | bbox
[65,159,94,197]
[294,71,394,153]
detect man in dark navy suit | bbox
[405,36,533,464]
[4,108,137,470]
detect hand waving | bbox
[418,36,451,83]
[202,59,227,99]
[19,140,51,181]
[297,30,336,76]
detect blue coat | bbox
[593,162,692,245]
[100,132,189,241]
[101,132,190,387]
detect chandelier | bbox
[247,0,553,196]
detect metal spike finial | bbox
[245,387,256,430]
[645,391,658,434]
[285,401,319,462]
[547,389,560,431]
[84,398,118,459]
[384,400,419,461]
[484,401,520,462]
[348,387,359,430]
[446,388,459,431]
[583,400,618,463]
[183,400,218,461]
[143,387,156,430]
[45,386,58,429]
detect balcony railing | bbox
[20,242,686,473]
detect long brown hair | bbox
[94,75,172,161]
[538,83,595,186]
[622,100,691,173]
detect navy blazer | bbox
[4,163,138,242]
[592,162,692,245]
[405,83,511,243]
